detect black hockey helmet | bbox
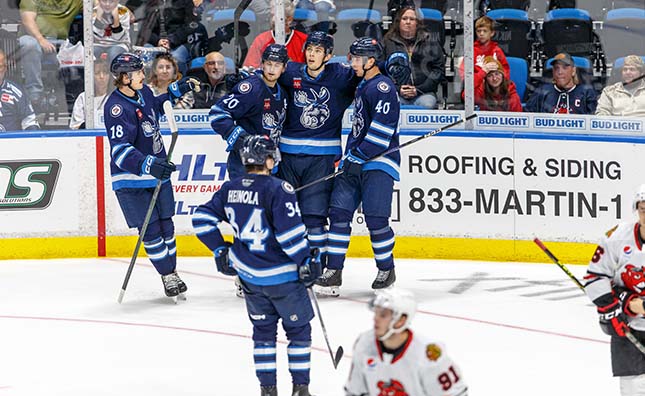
[305,31,334,55]
[110,52,144,77]
[262,44,289,64]
[349,37,384,61]
[241,135,277,166]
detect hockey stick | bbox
[118,101,180,304]
[308,288,344,368]
[294,114,477,193]
[533,237,645,355]
[233,0,253,68]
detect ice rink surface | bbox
[0,256,618,395]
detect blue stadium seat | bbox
[507,56,528,101]
[206,8,256,23]
[336,8,382,23]
[335,9,382,57]
[294,8,317,23]
[190,56,205,69]
[327,55,349,65]
[541,8,595,59]
[224,56,235,73]
[488,0,530,11]
[611,55,645,82]
[420,8,445,46]
[601,8,645,64]
[486,9,532,60]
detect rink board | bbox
[0,110,643,263]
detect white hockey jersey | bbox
[585,221,645,330]
[344,330,468,396]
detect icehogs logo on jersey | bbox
[377,379,408,396]
[621,265,645,295]
[351,97,364,138]
[294,87,330,129]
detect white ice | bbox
[0,257,617,395]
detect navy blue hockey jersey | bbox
[209,73,287,151]
[278,62,360,156]
[104,85,170,190]
[0,79,38,131]
[192,174,311,286]
[525,83,597,114]
[345,74,401,180]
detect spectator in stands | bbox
[243,0,307,68]
[249,0,272,33]
[383,5,444,109]
[475,56,522,112]
[134,0,205,75]
[596,55,645,117]
[525,52,597,114]
[459,15,510,83]
[17,0,83,108]
[93,0,134,65]
[189,51,229,109]
[70,60,111,129]
[149,53,194,109]
[0,48,39,131]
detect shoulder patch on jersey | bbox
[605,225,618,238]
[377,81,390,93]
[426,344,442,361]
[281,181,295,194]
[238,81,252,94]
[110,104,123,118]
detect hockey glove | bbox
[386,51,412,86]
[214,242,237,276]
[598,296,630,338]
[168,77,201,100]
[342,150,368,177]
[616,287,643,317]
[299,248,322,288]
[225,126,251,152]
[225,69,252,92]
[142,155,176,180]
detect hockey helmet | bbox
[305,31,334,55]
[241,135,277,166]
[369,288,417,340]
[110,52,144,78]
[349,37,384,61]
[634,184,645,211]
[262,44,289,65]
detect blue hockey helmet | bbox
[241,135,278,166]
[110,52,144,77]
[262,44,289,64]
[305,31,334,54]
[349,37,383,61]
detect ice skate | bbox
[235,275,244,298]
[313,268,342,297]
[260,385,277,396]
[161,272,186,303]
[371,267,396,289]
[292,384,314,396]
[176,272,187,300]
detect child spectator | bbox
[93,0,134,65]
[70,59,111,129]
[596,55,645,117]
[475,56,522,112]
[459,15,510,83]
[148,53,194,109]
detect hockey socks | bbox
[143,236,174,275]
[369,224,395,270]
[327,221,351,270]
[287,341,312,386]
[253,342,277,386]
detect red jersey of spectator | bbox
[459,40,510,83]
[243,30,307,68]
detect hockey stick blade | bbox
[533,237,645,355]
[308,288,343,369]
[333,346,344,368]
[294,114,476,193]
[117,102,180,304]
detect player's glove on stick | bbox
[342,150,367,177]
[299,248,322,288]
[214,242,237,276]
[598,295,630,337]
[168,77,201,100]
[386,51,411,86]
[142,155,176,180]
[225,126,251,152]
[616,287,643,317]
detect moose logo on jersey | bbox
[263,108,286,144]
[377,379,409,396]
[294,87,331,129]
[621,264,645,295]
[351,97,364,138]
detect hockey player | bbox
[104,52,197,298]
[192,135,322,396]
[584,184,645,396]
[0,48,39,131]
[210,44,288,180]
[315,37,401,296]
[345,288,468,396]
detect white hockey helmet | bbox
[634,184,645,211]
[369,288,417,341]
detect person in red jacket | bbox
[459,15,510,83]
[475,56,522,112]
[243,0,307,68]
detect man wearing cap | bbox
[525,52,597,114]
[596,55,645,117]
